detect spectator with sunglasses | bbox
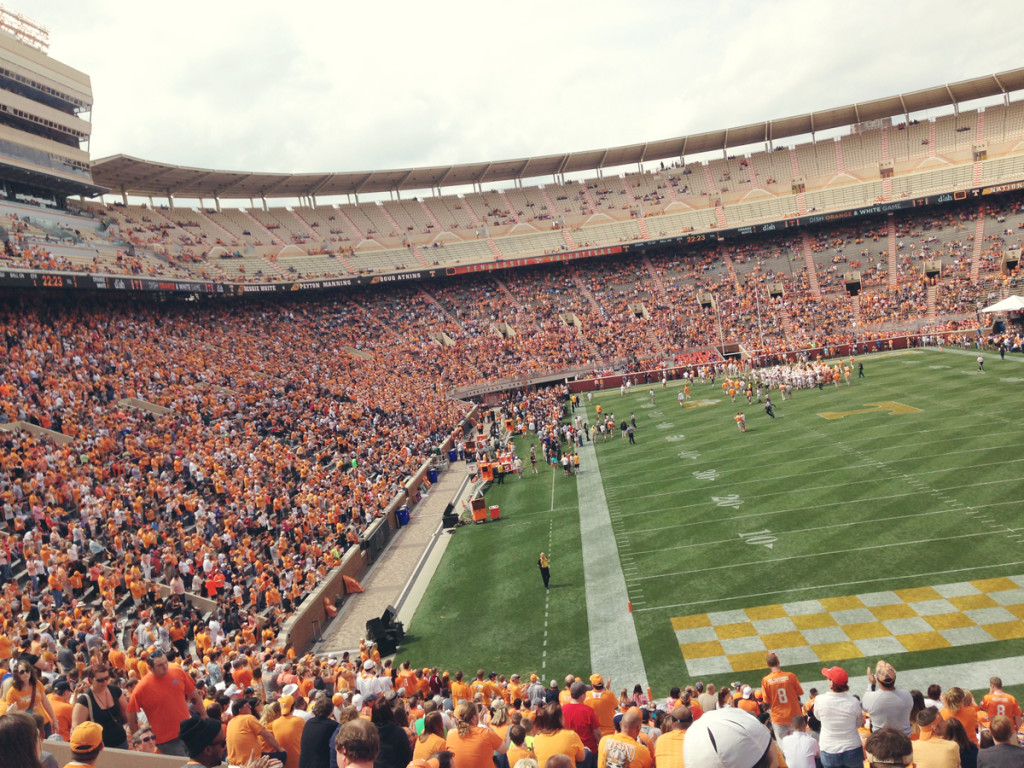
[71,663,130,750]
[3,662,56,737]
[131,725,158,753]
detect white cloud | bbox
[17,0,1024,182]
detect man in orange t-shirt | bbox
[584,674,618,736]
[761,652,804,740]
[126,650,206,756]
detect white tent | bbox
[980,295,1024,313]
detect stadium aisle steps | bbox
[887,216,899,288]
[971,213,987,282]
[641,255,670,306]
[561,227,576,250]
[500,192,521,223]
[418,200,443,232]
[411,245,431,268]
[801,231,821,297]
[338,208,365,240]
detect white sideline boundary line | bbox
[577,403,649,689]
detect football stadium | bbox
[2,5,1024,768]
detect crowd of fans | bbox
[0,194,1023,766]
[3,645,1023,768]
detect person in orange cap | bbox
[67,721,105,767]
[584,675,617,736]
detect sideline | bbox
[577,403,649,688]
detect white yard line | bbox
[577,403,649,689]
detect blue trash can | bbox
[448,449,458,462]
[428,469,438,483]
[396,505,410,526]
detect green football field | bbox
[402,348,1024,699]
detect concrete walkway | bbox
[316,462,470,654]
[577,404,649,689]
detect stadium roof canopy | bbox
[91,68,1024,202]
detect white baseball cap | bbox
[683,708,771,768]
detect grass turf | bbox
[402,348,1024,697]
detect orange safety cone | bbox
[628,600,633,613]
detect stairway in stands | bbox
[460,197,483,228]
[970,212,986,282]
[335,251,357,274]
[495,278,542,331]
[887,216,899,289]
[562,228,576,250]
[500,192,521,223]
[926,283,938,321]
[486,238,503,259]
[381,206,404,239]
[801,232,821,298]
[641,255,671,305]
[580,183,600,213]
[572,273,607,319]
[663,175,679,204]
[292,209,325,244]
[973,161,983,186]
[240,209,285,245]
[721,248,741,292]
[702,163,716,195]
[796,192,807,214]
[746,156,760,188]
[338,208,365,240]
[622,180,649,238]
[283,209,319,242]
[851,294,862,326]
[410,245,431,268]
[928,122,937,158]
[418,287,461,326]
[880,125,891,163]
[834,139,845,174]
[419,201,443,232]
[976,109,986,142]
[882,178,892,201]
[196,209,242,245]
[541,189,560,221]
[789,147,801,179]
[780,310,795,344]
[714,205,727,228]
[645,326,669,362]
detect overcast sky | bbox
[17,0,1024,184]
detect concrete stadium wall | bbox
[278,405,478,655]
[44,741,183,768]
